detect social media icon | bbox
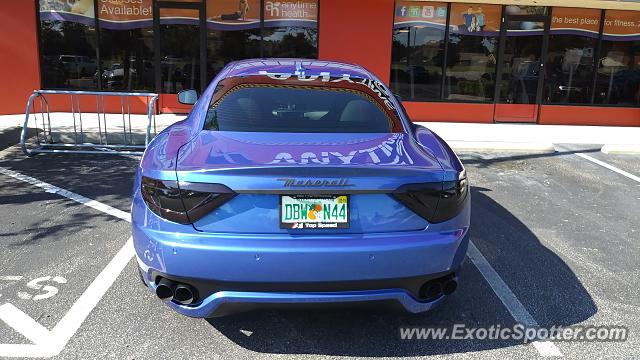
[422,6,434,18]
[436,7,447,18]
[396,5,407,17]
[408,6,421,17]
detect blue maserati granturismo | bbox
[132,59,470,317]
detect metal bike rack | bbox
[20,90,159,156]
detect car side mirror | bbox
[178,89,198,105]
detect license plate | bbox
[280,195,349,229]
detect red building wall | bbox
[0,1,40,115]
[318,0,394,83]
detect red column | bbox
[318,0,394,84]
[0,1,40,115]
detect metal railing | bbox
[20,90,159,156]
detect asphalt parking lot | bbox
[0,142,638,359]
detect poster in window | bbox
[263,0,318,28]
[449,3,501,36]
[551,7,600,39]
[39,0,95,25]
[394,1,447,30]
[95,0,202,29]
[95,0,153,29]
[603,10,640,41]
[207,0,261,30]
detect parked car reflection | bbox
[502,59,540,104]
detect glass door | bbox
[154,1,206,94]
[494,6,550,122]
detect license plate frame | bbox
[279,194,350,229]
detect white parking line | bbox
[467,242,563,357]
[0,166,133,358]
[574,152,640,183]
[0,167,130,222]
[0,166,562,357]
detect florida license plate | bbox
[280,195,349,229]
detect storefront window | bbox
[206,0,261,81]
[263,27,317,58]
[545,8,600,104]
[497,12,547,106]
[160,8,203,93]
[595,10,640,106]
[97,0,155,91]
[206,0,317,81]
[38,0,318,93]
[445,3,500,102]
[262,0,318,58]
[391,1,448,101]
[38,0,99,90]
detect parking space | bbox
[460,147,640,358]
[0,144,638,359]
[560,144,640,182]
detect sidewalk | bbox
[0,112,185,146]
[1,113,639,153]
[0,113,182,133]
[420,122,640,144]
[417,122,640,153]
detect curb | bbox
[601,144,640,155]
[448,141,556,153]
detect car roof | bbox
[223,58,376,80]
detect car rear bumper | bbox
[132,198,470,317]
[144,281,452,317]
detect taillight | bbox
[392,171,469,223]
[141,176,236,224]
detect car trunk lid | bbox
[175,131,444,234]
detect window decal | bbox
[603,10,640,41]
[551,8,601,39]
[449,3,501,36]
[394,1,447,30]
[39,0,95,25]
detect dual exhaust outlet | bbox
[155,278,197,305]
[419,276,458,300]
[157,276,456,305]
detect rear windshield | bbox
[204,85,395,133]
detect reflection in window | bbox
[596,40,640,105]
[39,20,98,90]
[544,8,600,104]
[445,4,501,102]
[545,35,597,104]
[98,28,155,91]
[207,29,261,81]
[391,27,446,101]
[595,10,640,106]
[206,0,318,81]
[262,27,318,59]
[159,6,201,94]
[498,20,545,105]
[206,0,262,81]
[262,0,318,58]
